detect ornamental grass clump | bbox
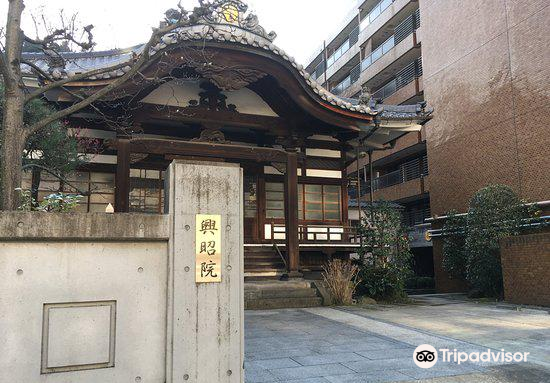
[322,259,359,306]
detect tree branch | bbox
[27,20,184,136]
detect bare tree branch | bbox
[24,61,130,102]
[26,19,186,136]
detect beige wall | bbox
[0,240,168,382]
[420,0,550,215]
[0,160,245,383]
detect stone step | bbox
[244,280,323,309]
[245,280,313,289]
[245,296,323,310]
[244,289,317,300]
[245,255,282,262]
[244,262,285,268]
[244,271,285,281]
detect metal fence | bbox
[372,57,423,100]
[349,156,428,198]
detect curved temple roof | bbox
[21,0,432,133]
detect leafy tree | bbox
[356,202,413,300]
[441,211,467,279]
[442,185,539,297]
[0,82,87,204]
[0,0,211,210]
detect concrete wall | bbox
[0,161,245,383]
[501,232,550,307]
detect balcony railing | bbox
[327,0,396,72]
[372,57,423,100]
[330,11,419,95]
[402,207,431,227]
[349,156,428,198]
[327,39,350,68]
[359,0,394,32]
[310,2,420,82]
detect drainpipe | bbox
[356,147,362,222]
[368,150,374,205]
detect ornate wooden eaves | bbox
[136,104,289,135]
[120,138,290,163]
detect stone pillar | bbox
[284,151,301,277]
[166,160,244,383]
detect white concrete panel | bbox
[46,304,112,369]
[0,241,168,383]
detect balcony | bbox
[349,156,429,202]
[331,10,420,97]
[312,0,416,81]
[372,57,423,102]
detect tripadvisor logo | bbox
[413,344,530,369]
[414,345,438,368]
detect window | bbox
[129,169,164,213]
[21,171,116,213]
[266,182,285,218]
[266,182,341,221]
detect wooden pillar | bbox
[285,150,301,277]
[115,139,131,213]
[340,145,349,241]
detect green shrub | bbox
[442,184,539,298]
[356,263,410,300]
[404,276,435,290]
[356,201,412,301]
[441,211,467,279]
[416,276,435,289]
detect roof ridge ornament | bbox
[195,0,277,41]
[359,85,379,110]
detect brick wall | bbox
[420,0,550,215]
[420,0,550,293]
[501,232,550,307]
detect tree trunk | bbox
[1,0,26,210]
[0,94,26,211]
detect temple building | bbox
[21,0,431,281]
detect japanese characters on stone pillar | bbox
[166,160,244,383]
[196,214,222,283]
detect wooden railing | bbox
[265,221,359,244]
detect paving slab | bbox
[244,297,550,383]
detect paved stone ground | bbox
[244,295,550,382]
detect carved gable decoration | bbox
[193,62,267,91]
[189,81,238,112]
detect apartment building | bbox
[307,0,550,291]
[306,0,432,277]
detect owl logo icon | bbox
[414,345,438,368]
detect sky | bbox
[1,0,358,65]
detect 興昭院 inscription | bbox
[196,214,222,283]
